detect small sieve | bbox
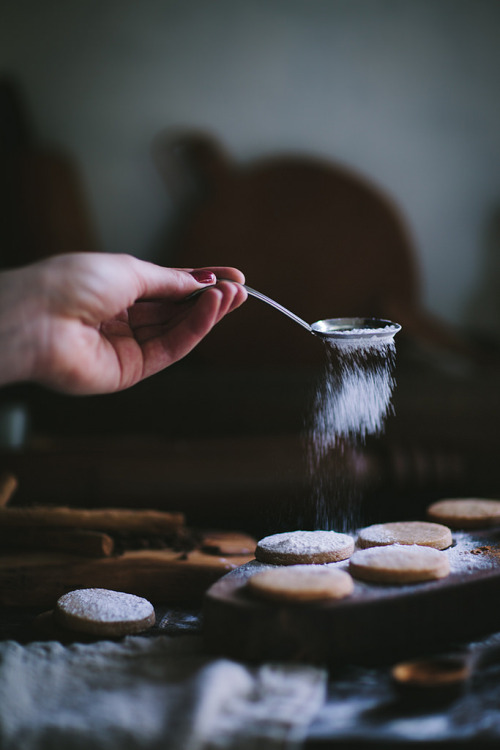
[190,281,401,342]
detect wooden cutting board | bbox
[204,530,500,667]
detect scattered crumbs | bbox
[470,545,500,557]
[447,534,499,573]
[158,608,202,635]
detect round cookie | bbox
[255,530,354,565]
[55,588,155,636]
[247,564,354,603]
[357,521,452,550]
[427,498,500,529]
[349,544,450,584]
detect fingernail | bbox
[190,270,217,284]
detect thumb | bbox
[129,258,217,301]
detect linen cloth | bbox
[0,635,327,750]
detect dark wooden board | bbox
[204,530,500,667]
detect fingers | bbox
[212,280,247,321]
[128,279,247,331]
[127,300,176,328]
[134,282,246,378]
[139,288,224,378]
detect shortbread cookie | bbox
[255,530,354,565]
[247,564,354,603]
[349,544,450,584]
[357,521,452,550]
[427,498,500,529]
[55,588,155,636]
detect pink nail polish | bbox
[190,270,216,284]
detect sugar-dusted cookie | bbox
[349,544,450,584]
[247,564,354,603]
[55,588,155,636]
[255,530,354,565]
[357,521,452,550]
[427,498,500,529]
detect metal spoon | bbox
[192,281,401,342]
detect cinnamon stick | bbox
[0,547,254,607]
[0,527,114,558]
[0,507,185,534]
[0,473,18,507]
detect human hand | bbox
[0,253,246,394]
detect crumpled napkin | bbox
[0,636,326,750]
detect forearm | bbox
[0,267,43,387]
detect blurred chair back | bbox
[0,77,99,269]
[154,130,472,366]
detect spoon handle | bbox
[186,280,312,333]
[241,284,312,332]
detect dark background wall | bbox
[1,0,500,338]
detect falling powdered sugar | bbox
[302,338,397,532]
[311,340,396,445]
